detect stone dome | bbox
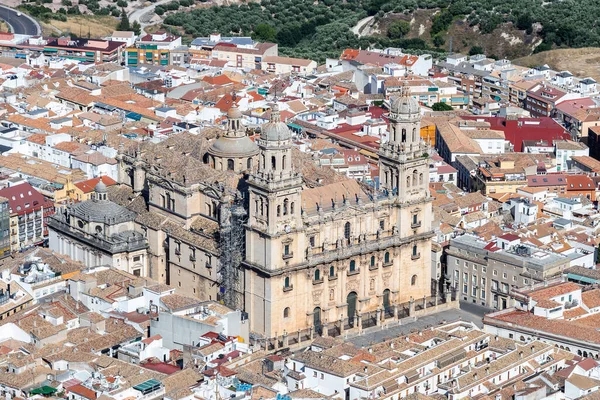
[95,180,107,194]
[390,95,420,116]
[261,104,291,142]
[70,198,136,224]
[227,106,242,120]
[208,136,259,157]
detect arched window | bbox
[413,127,417,142]
[282,155,287,170]
[384,252,390,264]
[271,156,276,170]
[413,170,418,186]
[413,213,418,225]
[284,307,290,318]
[370,256,376,267]
[284,277,290,288]
[412,245,418,257]
[254,200,259,214]
[290,202,295,215]
[260,199,264,216]
[385,170,389,185]
[227,159,234,171]
[283,198,289,215]
[261,154,265,169]
[349,260,356,272]
[419,173,423,185]
[401,128,406,142]
[411,274,417,286]
[344,222,351,240]
[314,269,320,281]
[277,205,281,217]
[391,126,396,142]
[247,158,252,170]
[329,265,335,277]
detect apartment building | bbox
[446,234,570,310]
[0,183,54,251]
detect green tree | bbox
[469,45,484,56]
[116,0,127,7]
[432,34,445,48]
[118,8,130,31]
[432,102,453,111]
[387,20,410,39]
[252,23,276,42]
[132,20,141,35]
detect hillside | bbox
[514,48,600,82]
[362,10,541,59]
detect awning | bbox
[30,386,57,395]
[567,273,598,284]
[287,123,303,131]
[126,112,142,121]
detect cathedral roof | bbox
[208,135,259,158]
[69,194,136,224]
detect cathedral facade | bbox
[114,95,433,340]
[244,98,433,337]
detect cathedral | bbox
[109,93,433,340]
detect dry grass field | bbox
[44,15,118,38]
[514,48,600,81]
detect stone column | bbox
[376,309,381,326]
[423,296,427,310]
[322,322,328,337]
[282,331,289,348]
[446,289,452,304]
[309,326,314,340]
[409,297,415,316]
[393,304,398,320]
[274,332,279,350]
[297,330,302,344]
[357,312,362,330]
[339,318,345,335]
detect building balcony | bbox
[411,252,421,260]
[347,268,360,277]
[283,285,293,292]
[282,252,293,260]
[313,278,324,285]
[411,221,422,229]
[328,274,338,281]
[189,254,196,262]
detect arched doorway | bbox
[313,307,322,335]
[383,289,392,318]
[347,292,357,328]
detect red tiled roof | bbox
[0,183,52,216]
[67,384,97,400]
[566,175,594,190]
[141,361,180,375]
[74,176,117,194]
[142,334,162,344]
[202,75,233,86]
[528,282,581,302]
[461,116,570,152]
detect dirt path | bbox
[351,15,374,37]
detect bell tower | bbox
[378,91,430,204]
[246,104,303,261]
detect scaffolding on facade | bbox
[217,197,246,311]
